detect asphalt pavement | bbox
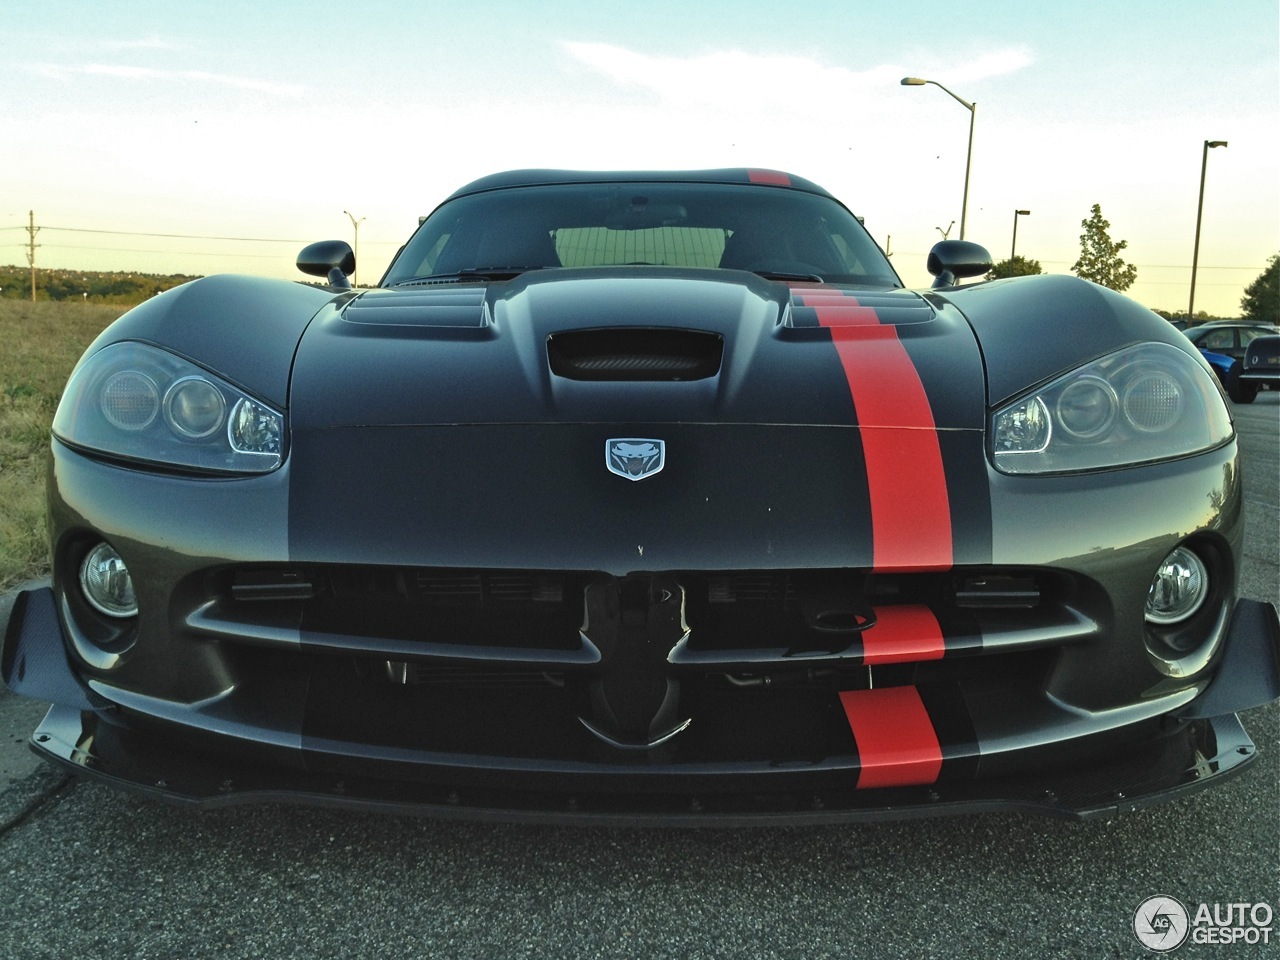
[1,396,1276,959]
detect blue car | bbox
[1184,321,1278,403]
[1238,334,1280,403]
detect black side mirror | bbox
[927,240,993,288]
[297,240,356,289]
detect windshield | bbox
[382,182,901,287]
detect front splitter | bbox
[28,702,1258,827]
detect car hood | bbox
[288,267,987,431]
[285,269,993,574]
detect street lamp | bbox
[902,77,976,240]
[1011,209,1030,260]
[344,210,366,286]
[1188,140,1227,321]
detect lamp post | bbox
[1188,140,1227,321]
[902,77,976,240]
[1011,209,1030,260]
[344,210,366,286]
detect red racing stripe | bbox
[800,288,952,571]
[747,169,791,186]
[840,686,943,789]
[863,605,945,664]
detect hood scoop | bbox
[548,327,724,381]
[785,287,935,329]
[341,288,490,330]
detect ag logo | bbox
[1133,895,1190,952]
[606,438,665,481]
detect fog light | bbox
[1145,546,1208,625]
[79,542,138,618]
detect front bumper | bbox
[7,584,1278,825]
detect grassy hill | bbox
[0,264,200,304]
[0,299,129,589]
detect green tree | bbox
[986,255,1043,280]
[1072,204,1137,292]
[1240,254,1279,324]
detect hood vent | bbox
[548,328,723,381]
[342,289,489,328]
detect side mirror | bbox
[297,240,356,289]
[927,240,992,288]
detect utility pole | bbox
[1189,140,1227,321]
[344,210,365,286]
[26,210,41,301]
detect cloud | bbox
[32,63,305,98]
[561,41,1033,115]
[562,42,894,110]
[929,48,1035,85]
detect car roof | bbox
[444,168,837,202]
[1187,320,1277,330]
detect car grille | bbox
[155,562,1167,790]
[190,564,1094,682]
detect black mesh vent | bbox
[547,328,723,381]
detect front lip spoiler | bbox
[26,702,1259,827]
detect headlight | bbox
[991,343,1231,475]
[53,342,285,474]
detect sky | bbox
[4,0,1277,317]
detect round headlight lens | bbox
[1122,371,1183,433]
[100,371,159,431]
[1145,546,1208,625]
[79,542,138,618]
[1055,376,1117,440]
[164,377,227,439]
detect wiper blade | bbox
[393,266,544,286]
[752,269,824,283]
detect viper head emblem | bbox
[606,439,665,481]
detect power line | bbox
[25,244,298,258]
[40,225,312,243]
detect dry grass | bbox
[0,300,128,591]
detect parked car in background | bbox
[1184,321,1279,403]
[1236,334,1280,403]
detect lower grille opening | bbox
[215,565,1082,659]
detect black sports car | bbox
[1237,334,1279,401]
[4,169,1278,825]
